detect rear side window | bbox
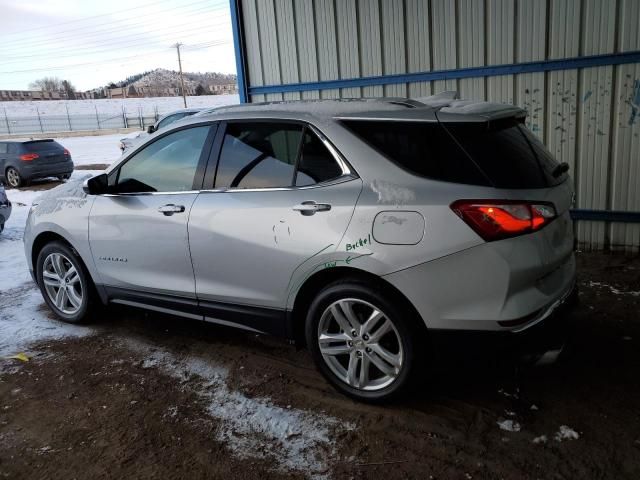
[7,143,19,154]
[342,121,490,186]
[0,143,6,154]
[343,120,566,188]
[215,123,303,189]
[23,140,64,152]
[295,131,344,186]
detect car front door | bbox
[89,123,216,300]
[188,121,362,333]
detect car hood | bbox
[31,174,94,215]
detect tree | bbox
[61,80,76,100]
[128,85,137,97]
[195,84,205,96]
[29,76,63,92]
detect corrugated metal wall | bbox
[238,0,640,251]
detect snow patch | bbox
[0,287,92,360]
[555,425,580,441]
[370,180,415,205]
[588,281,640,297]
[532,435,548,444]
[127,340,353,477]
[497,419,521,432]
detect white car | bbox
[119,108,203,153]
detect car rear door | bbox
[89,123,216,301]
[188,121,362,333]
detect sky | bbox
[0,0,237,91]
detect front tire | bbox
[305,280,419,402]
[36,241,97,323]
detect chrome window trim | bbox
[306,124,353,176]
[100,119,357,197]
[102,190,202,197]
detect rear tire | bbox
[36,241,98,324]
[305,280,421,402]
[5,167,22,188]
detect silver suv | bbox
[24,95,577,401]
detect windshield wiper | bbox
[552,162,570,178]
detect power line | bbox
[0,6,230,54]
[0,23,231,64]
[0,0,225,39]
[0,21,231,61]
[0,40,231,75]
[0,2,227,52]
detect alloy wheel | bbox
[42,252,84,315]
[6,168,20,188]
[317,298,404,391]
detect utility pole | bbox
[174,42,187,108]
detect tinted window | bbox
[157,113,186,130]
[295,131,343,186]
[23,140,64,152]
[0,143,6,154]
[7,143,19,154]
[342,121,489,186]
[116,126,209,192]
[443,120,567,188]
[216,123,303,189]
[344,120,566,189]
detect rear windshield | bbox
[22,140,64,152]
[342,119,567,189]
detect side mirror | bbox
[147,125,155,134]
[82,173,108,195]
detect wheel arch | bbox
[31,231,107,304]
[289,266,427,347]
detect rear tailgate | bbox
[439,116,575,264]
[22,140,68,166]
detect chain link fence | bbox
[0,106,160,135]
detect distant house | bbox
[0,89,66,101]
[209,83,238,95]
[107,87,135,99]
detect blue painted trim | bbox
[229,0,248,103]
[570,209,640,223]
[248,51,640,95]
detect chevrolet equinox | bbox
[24,94,577,401]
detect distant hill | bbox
[108,69,237,90]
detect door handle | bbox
[158,204,185,216]
[292,201,332,216]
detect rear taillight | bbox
[19,153,39,161]
[451,200,557,241]
[63,148,70,156]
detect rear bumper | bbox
[430,282,578,362]
[20,160,74,180]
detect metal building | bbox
[229,0,640,251]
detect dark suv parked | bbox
[0,139,74,188]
